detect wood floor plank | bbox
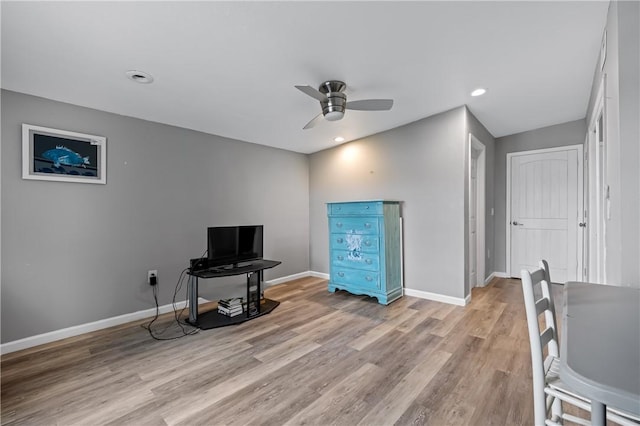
[1,277,546,426]
[165,340,321,425]
[347,308,417,351]
[357,349,451,425]
[282,362,385,426]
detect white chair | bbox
[521,260,639,426]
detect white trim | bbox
[404,288,468,306]
[311,269,467,306]
[1,271,324,354]
[506,144,584,278]
[586,75,607,284]
[0,270,476,354]
[490,271,509,279]
[0,297,209,355]
[469,133,486,290]
[309,271,330,280]
[265,271,314,286]
[484,271,509,285]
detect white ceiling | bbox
[1,1,609,154]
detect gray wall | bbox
[585,1,639,286]
[493,119,587,274]
[309,107,469,300]
[1,90,310,343]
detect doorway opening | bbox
[469,134,486,291]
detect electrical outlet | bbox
[148,270,158,285]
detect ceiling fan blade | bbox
[295,85,328,102]
[303,113,324,130]
[345,99,394,111]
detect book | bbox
[218,306,244,317]
[218,305,243,313]
[218,298,243,308]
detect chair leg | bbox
[535,386,550,426]
[551,396,563,423]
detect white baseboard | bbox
[265,271,315,286]
[309,271,467,306]
[403,288,468,306]
[486,271,509,283]
[2,270,323,355]
[471,272,509,288]
[2,270,482,354]
[309,271,330,280]
[0,297,208,356]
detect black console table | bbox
[186,259,281,329]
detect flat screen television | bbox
[207,225,263,268]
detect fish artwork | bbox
[41,146,90,168]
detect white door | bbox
[509,147,582,283]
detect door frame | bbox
[468,133,486,289]
[506,144,585,279]
[586,75,607,283]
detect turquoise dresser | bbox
[327,200,402,305]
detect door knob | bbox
[512,221,524,226]
[579,222,587,227]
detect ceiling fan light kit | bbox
[295,80,394,129]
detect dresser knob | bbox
[338,272,344,277]
[365,205,370,209]
[337,255,344,261]
[364,240,371,246]
[365,259,372,264]
[366,276,373,281]
[364,223,371,228]
[336,222,343,228]
[337,238,344,243]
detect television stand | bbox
[186,259,281,330]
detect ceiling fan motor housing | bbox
[320,81,347,121]
[321,93,346,121]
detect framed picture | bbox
[22,124,107,184]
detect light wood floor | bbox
[2,277,564,425]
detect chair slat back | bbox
[540,326,555,349]
[521,260,559,358]
[521,260,561,426]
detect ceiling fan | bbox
[295,80,394,130]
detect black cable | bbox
[142,267,199,340]
[172,268,198,331]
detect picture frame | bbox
[22,124,107,184]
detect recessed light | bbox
[471,88,486,97]
[125,70,154,84]
[334,136,345,143]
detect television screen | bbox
[207,225,263,267]
[238,226,262,261]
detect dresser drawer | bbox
[332,268,380,290]
[331,234,379,253]
[329,217,379,235]
[331,250,380,272]
[329,201,383,216]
